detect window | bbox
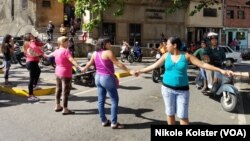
[129,24,141,46]
[226,10,234,19]
[42,0,51,8]
[237,10,245,19]
[22,0,28,9]
[236,32,245,40]
[102,23,116,44]
[203,8,217,17]
[222,47,228,53]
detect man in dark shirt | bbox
[46,21,55,40]
[204,34,226,88]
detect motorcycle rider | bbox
[158,39,167,54]
[193,40,209,92]
[133,41,142,59]
[203,32,226,91]
[120,40,130,57]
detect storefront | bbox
[223,28,248,50]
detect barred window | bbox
[203,8,217,17]
[237,10,245,19]
[226,10,234,19]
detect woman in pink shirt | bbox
[24,33,45,102]
[48,36,83,115]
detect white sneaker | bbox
[27,96,40,102]
[33,86,42,90]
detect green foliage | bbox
[59,0,126,31]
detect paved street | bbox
[0,58,250,141]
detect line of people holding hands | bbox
[1,32,249,128]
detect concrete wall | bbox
[186,1,223,28]
[74,42,152,58]
[0,0,36,25]
[36,0,64,27]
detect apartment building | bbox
[185,0,223,45]
[88,0,186,46]
[223,0,250,48]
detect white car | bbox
[219,45,242,66]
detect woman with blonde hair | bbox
[47,36,83,115]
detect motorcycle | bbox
[0,45,26,69]
[127,48,143,63]
[152,52,164,83]
[195,71,239,112]
[72,63,96,87]
[120,50,130,63]
[40,44,56,68]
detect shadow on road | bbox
[238,91,250,115]
[118,85,142,90]
[69,95,98,103]
[0,93,26,107]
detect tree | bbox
[57,0,225,31]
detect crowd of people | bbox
[1,30,249,128]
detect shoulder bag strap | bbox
[97,51,114,75]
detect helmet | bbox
[207,32,218,40]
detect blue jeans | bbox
[199,68,206,80]
[161,85,190,119]
[4,60,11,80]
[95,74,119,124]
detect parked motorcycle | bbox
[40,43,56,68]
[72,63,96,87]
[152,52,164,83]
[0,45,26,69]
[120,50,130,63]
[195,72,239,112]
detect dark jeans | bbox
[55,76,72,108]
[47,30,53,40]
[26,61,41,95]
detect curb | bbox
[115,72,131,78]
[0,85,56,97]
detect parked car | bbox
[219,45,242,67]
[241,48,250,60]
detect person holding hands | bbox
[82,36,137,129]
[137,36,233,125]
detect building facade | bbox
[0,0,67,36]
[185,0,223,45]
[223,0,250,49]
[87,0,186,47]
